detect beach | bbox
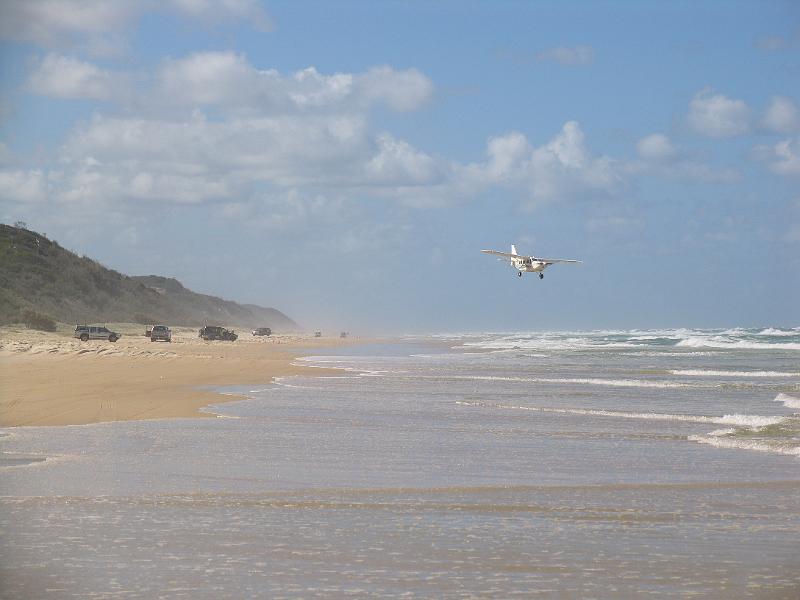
[2,328,799,598]
[0,325,345,427]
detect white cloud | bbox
[355,66,434,112]
[60,112,370,193]
[0,0,272,51]
[465,121,622,207]
[483,132,531,181]
[631,133,739,183]
[156,53,432,113]
[0,1,138,46]
[636,134,678,162]
[27,53,115,100]
[0,169,49,203]
[756,138,800,176]
[535,45,595,66]
[15,54,438,206]
[687,89,751,138]
[764,96,799,134]
[364,134,441,185]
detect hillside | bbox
[0,224,299,330]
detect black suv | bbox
[199,326,238,341]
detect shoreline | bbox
[0,326,358,428]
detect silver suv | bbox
[74,325,121,342]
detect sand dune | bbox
[0,326,348,427]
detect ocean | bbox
[2,327,799,598]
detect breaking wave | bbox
[426,375,697,389]
[775,393,800,410]
[670,369,799,378]
[687,435,800,457]
[453,327,800,353]
[458,400,798,458]
[676,337,800,351]
[759,327,800,336]
[455,401,785,428]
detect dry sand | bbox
[0,325,351,427]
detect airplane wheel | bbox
[539,273,544,279]
[517,272,522,277]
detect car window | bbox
[99,327,109,333]
[90,327,97,333]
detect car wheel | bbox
[109,335,118,342]
[80,333,89,342]
[151,337,156,342]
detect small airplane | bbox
[481,245,581,279]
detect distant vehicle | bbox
[150,325,172,342]
[481,244,581,279]
[74,325,121,342]
[252,327,272,337]
[199,326,238,341]
[314,331,322,338]
[340,332,348,338]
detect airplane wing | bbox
[481,249,519,259]
[538,258,582,264]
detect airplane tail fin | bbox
[511,244,518,256]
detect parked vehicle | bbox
[150,325,172,342]
[199,326,238,341]
[74,325,121,342]
[314,331,322,338]
[252,327,272,337]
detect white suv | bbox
[74,325,121,342]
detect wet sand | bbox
[0,326,348,427]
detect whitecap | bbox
[758,327,800,337]
[456,401,784,428]
[676,337,800,350]
[430,374,696,389]
[775,393,800,410]
[688,435,800,457]
[670,369,799,378]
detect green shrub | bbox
[22,310,57,332]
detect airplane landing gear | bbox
[539,273,544,279]
[517,271,523,277]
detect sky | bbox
[0,0,798,333]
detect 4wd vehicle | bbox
[150,325,172,342]
[252,327,272,337]
[74,325,121,342]
[199,326,238,341]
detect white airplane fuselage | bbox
[512,257,548,273]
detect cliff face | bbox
[0,224,299,330]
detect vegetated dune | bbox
[0,224,299,331]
